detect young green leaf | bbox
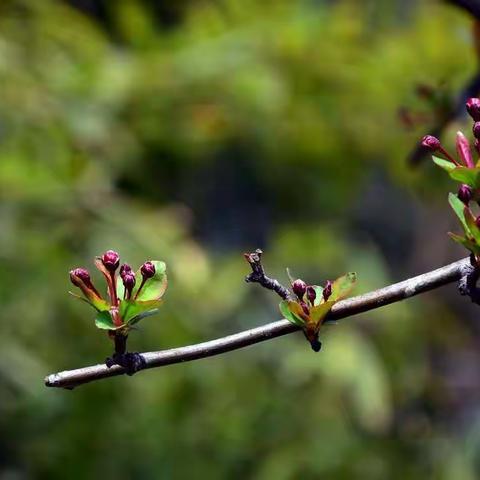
[449,167,480,188]
[95,311,120,330]
[134,261,167,301]
[120,299,163,324]
[448,192,470,234]
[129,308,160,326]
[279,300,305,327]
[311,285,324,306]
[448,232,480,255]
[330,272,357,302]
[309,301,335,328]
[464,207,480,245]
[68,291,109,312]
[432,156,455,172]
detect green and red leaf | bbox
[309,301,335,329]
[329,272,357,302]
[279,300,305,327]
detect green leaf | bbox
[95,310,120,330]
[330,272,357,302]
[116,274,125,300]
[449,167,480,188]
[119,299,162,324]
[464,207,480,245]
[134,261,167,301]
[448,192,470,234]
[448,232,480,255]
[279,300,305,327]
[129,309,159,326]
[432,155,455,172]
[69,291,97,309]
[312,285,324,306]
[309,301,335,328]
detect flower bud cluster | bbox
[70,250,157,310]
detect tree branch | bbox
[44,256,472,390]
[244,249,291,299]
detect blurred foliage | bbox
[1,0,480,478]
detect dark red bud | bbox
[458,184,473,204]
[466,98,480,121]
[476,216,480,229]
[122,272,136,292]
[119,263,132,278]
[421,135,441,151]
[69,267,102,299]
[306,286,316,305]
[473,122,480,140]
[70,267,90,286]
[292,279,307,299]
[101,250,120,272]
[300,301,310,317]
[141,261,156,279]
[323,280,333,301]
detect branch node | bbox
[458,255,480,304]
[105,333,146,375]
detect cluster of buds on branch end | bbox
[280,272,356,352]
[422,98,480,263]
[69,250,167,336]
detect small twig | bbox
[45,257,470,390]
[244,249,291,300]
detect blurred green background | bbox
[2,0,480,478]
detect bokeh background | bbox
[2,0,480,478]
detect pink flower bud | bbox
[70,267,90,287]
[456,131,474,167]
[458,184,473,204]
[140,261,156,279]
[306,286,316,305]
[292,279,307,299]
[69,267,102,302]
[101,250,120,272]
[466,98,480,121]
[323,280,333,301]
[122,272,136,299]
[473,122,480,140]
[300,301,310,317]
[119,263,132,279]
[421,135,441,151]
